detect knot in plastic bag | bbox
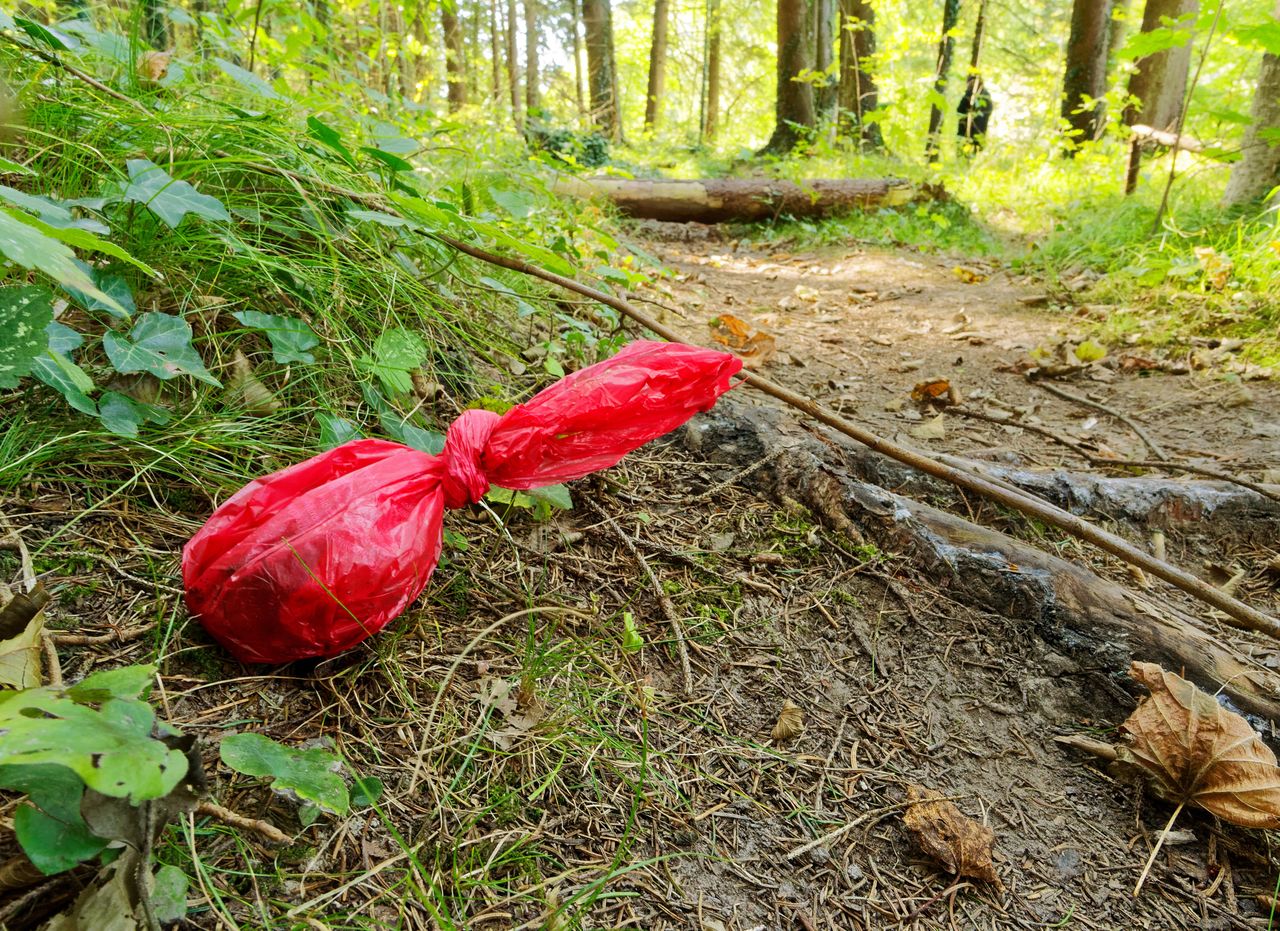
[439,408,501,509]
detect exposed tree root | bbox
[686,399,1280,727]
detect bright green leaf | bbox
[307,116,359,167]
[232,310,320,364]
[103,313,221,387]
[0,690,187,801]
[621,612,644,653]
[0,285,55,389]
[0,208,125,314]
[527,484,573,510]
[0,764,106,874]
[32,322,96,416]
[347,209,413,228]
[219,733,349,816]
[97,391,171,438]
[317,413,361,449]
[124,159,230,229]
[67,664,157,703]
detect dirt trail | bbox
[649,235,1280,467]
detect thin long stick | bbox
[1032,379,1168,461]
[1134,800,1185,896]
[433,232,1280,641]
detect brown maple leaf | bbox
[1116,662,1280,830]
[903,785,1001,887]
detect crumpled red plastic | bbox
[183,340,741,663]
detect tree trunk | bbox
[490,2,503,107]
[645,0,671,132]
[924,0,961,162]
[764,0,817,153]
[838,0,883,149]
[1125,0,1196,131]
[583,0,621,138]
[814,0,838,122]
[704,0,722,139]
[554,177,914,222]
[506,0,523,131]
[441,0,468,111]
[570,0,587,122]
[525,0,540,112]
[1223,2,1280,207]
[1122,0,1197,193]
[1060,0,1112,149]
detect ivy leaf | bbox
[0,285,55,389]
[219,733,349,815]
[97,391,171,438]
[62,259,136,319]
[103,312,221,387]
[213,57,285,100]
[231,309,319,364]
[0,690,187,801]
[0,764,107,874]
[124,159,230,229]
[317,413,361,449]
[361,327,426,395]
[31,322,97,416]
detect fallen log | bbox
[686,399,1280,727]
[552,177,915,223]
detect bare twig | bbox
[1031,380,1168,461]
[197,800,290,845]
[590,502,693,696]
[430,233,1280,641]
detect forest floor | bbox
[5,230,1280,929]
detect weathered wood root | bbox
[685,400,1280,727]
[553,177,915,223]
[839,446,1280,531]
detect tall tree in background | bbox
[1122,0,1196,191]
[441,0,468,111]
[644,0,671,131]
[924,0,961,162]
[1060,0,1111,148]
[1223,1,1280,207]
[506,0,522,130]
[838,0,884,149]
[490,3,503,106]
[569,0,587,121]
[525,0,540,111]
[814,0,838,122]
[764,0,817,152]
[703,0,722,139]
[583,0,621,138]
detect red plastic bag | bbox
[183,341,741,663]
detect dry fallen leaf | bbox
[478,676,546,749]
[1114,662,1280,830]
[0,581,47,689]
[1194,246,1233,291]
[771,699,805,742]
[903,785,1000,886]
[909,413,947,440]
[709,313,776,368]
[226,351,281,416]
[137,50,172,84]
